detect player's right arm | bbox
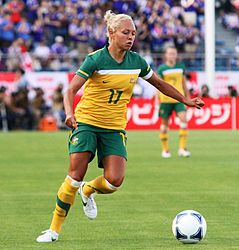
[64,54,97,128]
[64,74,86,129]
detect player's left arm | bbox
[147,72,204,109]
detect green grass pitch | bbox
[0,130,238,250]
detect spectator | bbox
[185,73,199,98]
[0,0,205,71]
[200,84,210,98]
[140,49,154,67]
[51,36,68,56]
[5,0,25,25]
[136,20,151,50]
[74,19,92,58]
[33,39,50,69]
[0,86,11,130]
[11,87,34,129]
[6,39,22,71]
[228,85,238,97]
[14,67,29,89]
[6,38,29,71]
[235,36,239,54]
[25,0,39,23]
[31,19,44,45]
[0,86,31,130]
[0,13,15,51]
[16,17,32,43]
[174,19,186,52]
[31,87,48,129]
[0,48,7,71]
[184,23,200,54]
[92,20,107,50]
[48,36,68,70]
[52,83,65,128]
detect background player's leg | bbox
[50,152,92,233]
[160,118,171,158]
[83,155,126,197]
[177,111,190,157]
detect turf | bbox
[0,130,238,250]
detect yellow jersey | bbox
[157,62,185,103]
[75,46,153,130]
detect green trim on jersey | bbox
[157,62,186,78]
[74,45,153,130]
[76,45,152,80]
[157,62,186,104]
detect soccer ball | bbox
[181,0,195,8]
[172,210,207,244]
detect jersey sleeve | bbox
[181,63,186,75]
[75,55,97,79]
[138,56,153,80]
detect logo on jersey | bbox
[130,78,136,83]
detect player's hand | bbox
[65,114,78,129]
[184,97,204,109]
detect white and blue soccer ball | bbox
[172,210,207,244]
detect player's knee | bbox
[68,170,84,181]
[105,175,124,188]
[160,124,168,133]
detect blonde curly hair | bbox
[104,10,134,43]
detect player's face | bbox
[165,48,178,63]
[113,20,136,50]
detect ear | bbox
[108,27,114,36]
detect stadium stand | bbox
[0,0,206,72]
[1,0,239,131]
[0,0,238,72]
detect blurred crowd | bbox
[217,0,239,31]
[1,0,239,130]
[0,0,206,72]
[0,82,65,131]
[1,78,237,131]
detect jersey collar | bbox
[104,45,128,65]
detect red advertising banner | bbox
[0,72,238,130]
[170,98,233,130]
[127,97,238,130]
[236,98,239,129]
[0,72,17,93]
[127,98,160,129]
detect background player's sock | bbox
[50,175,80,233]
[160,133,169,152]
[83,176,118,197]
[179,129,188,149]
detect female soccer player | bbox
[36,10,204,242]
[157,46,191,158]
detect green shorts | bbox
[159,103,186,118]
[68,123,127,168]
